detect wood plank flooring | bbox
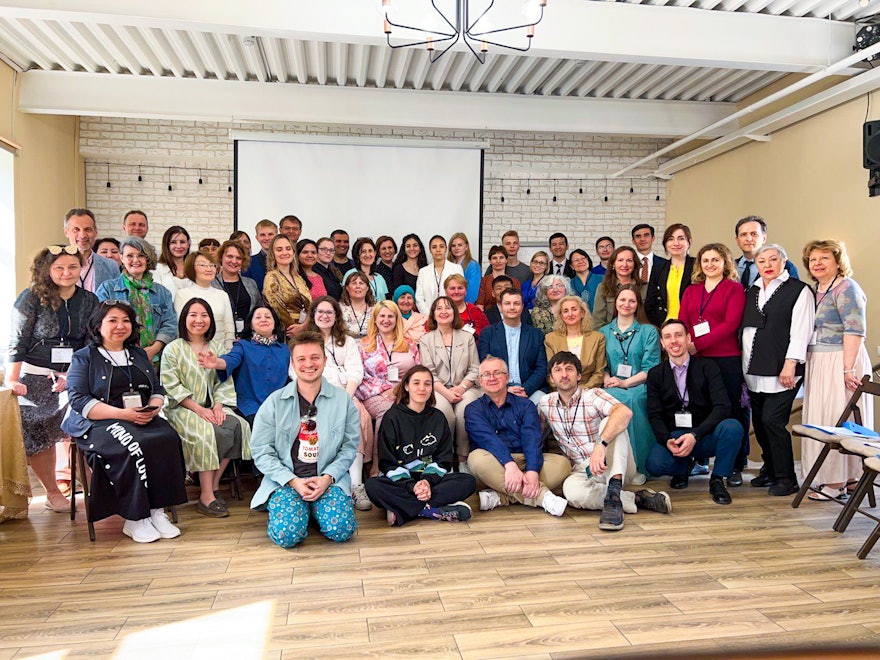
[2,465,880,659]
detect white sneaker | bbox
[458,462,473,475]
[123,518,161,543]
[542,492,568,517]
[478,489,502,511]
[631,472,648,486]
[352,484,372,511]
[150,508,181,539]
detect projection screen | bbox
[234,135,484,256]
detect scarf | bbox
[252,334,277,347]
[121,272,156,348]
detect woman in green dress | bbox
[161,297,252,518]
[598,284,660,482]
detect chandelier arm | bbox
[464,0,496,33]
[431,0,460,33]
[387,32,457,50]
[464,33,533,53]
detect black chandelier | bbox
[382,0,548,64]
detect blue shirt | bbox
[737,255,799,287]
[504,323,522,385]
[217,339,291,417]
[464,392,544,473]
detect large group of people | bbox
[6,207,872,548]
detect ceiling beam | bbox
[19,69,735,137]
[0,0,858,74]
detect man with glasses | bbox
[250,331,360,548]
[279,215,302,243]
[63,208,119,293]
[477,288,546,404]
[464,356,570,515]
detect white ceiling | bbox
[0,1,877,154]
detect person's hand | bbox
[196,405,217,425]
[590,443,607,476]
[144,343,161,361]
[381,388,396,400]
[503,461,524,494]
[605,376,622,388]
[507,385,527,397]
[844,371,862,392]
[412,479,432,502]
[522,470,540,499]
[289,477,314,499]
[197,350,218,370]
[8,380,27,396]
[213,403,226,425]
[447,386,465,404]
[120,407,154,426]
[779,360,797,390]
[300,475,333,501]
[286,323,306,338]
[50,374,67,393]
[668,433,696,457]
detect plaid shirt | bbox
[538,388,620,463]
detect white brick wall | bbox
[80,117,668,262]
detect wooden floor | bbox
[2,466,880,659]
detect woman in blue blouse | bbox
[198,304,290,427]
[599,284,660,482]
[448,232,481,305]
[568,249,594,310]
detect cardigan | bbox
[678,279,746,358]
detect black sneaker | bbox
[727,471,743,487]
[751,469,773,488]
[634,489,672,514]
[598,497,625,531]
[434,502,472,522]
[709,477,732,505]
[670,474,689,489]
[768,478,799,497]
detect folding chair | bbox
[791,375,880,510]
[856,456,880,559]
[834,437,880,533]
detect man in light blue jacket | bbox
[250,331,360,548]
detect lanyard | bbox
[59,298,72,345]
[350,306,368,335]
[671,364,689,409]
[555,394,583,442]
[103,348,134,391]
[613,326,636,364]
[698,284,719,321]
[434,266,444,294]
[325,342,342,369]
[381,337,397,366]
[529,275,544,297]
[219,276,243,317]
[814,275,839,311]
[78,256,94,288]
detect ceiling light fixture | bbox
[381,0,548,64]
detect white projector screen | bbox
[235,137,483,256]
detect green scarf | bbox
[121,271,156,348]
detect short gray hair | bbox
[120,236,158,271]
[754,243,787,263]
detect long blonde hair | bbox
[448,232,476,269]
[551,295,593,335]
[362,300,409,353]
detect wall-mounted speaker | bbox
[863,120,880,169]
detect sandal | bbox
[846,480,859,495]
[808,485,847,501]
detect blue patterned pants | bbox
[267,485,357,548]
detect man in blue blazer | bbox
[477,288,547,404]
[734,215,799,288]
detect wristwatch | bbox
[599,439,609,448]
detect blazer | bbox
[477,321,547,396]
[645,255,696,327]
[415,261,463,314]
[92,253,121,291]
[211,274,263,318]
[544,330,607,389]
[95,274,178,347]
[418,329,480,388]
[250,377,360,509]
[646,355,731,444]
[61,344,163,438]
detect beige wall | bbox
[668,95,880,361]
[0,61,81,290]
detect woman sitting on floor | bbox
[365,365,476,526]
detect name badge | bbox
[298,310,307,323]
[122,392,142,409]
[693,321,710,338]
[616,364,633,378]
[387,365,400,382]
[674,412,693,428]
[51,347,74,364]
[235,318,245,334]
[462,323,476,335]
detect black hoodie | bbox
[377,402,454,489]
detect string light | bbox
[500,179,505,203]
[603,178,608,203]
[198,168,203,185]
[106,163,111,188]
[552,179,557,203]
[167,167,172,192]
[137,165,142,182]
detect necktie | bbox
[640,256,649,282]
[556,263,563,275]
[740,260,753,289]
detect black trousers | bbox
[707,356,751,469]
[365,473,476,526]
[749,385,800,482]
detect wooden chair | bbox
[69,441,177,542]
[834,437,880,533]
[855,456,880,559]
[791,376,880,510]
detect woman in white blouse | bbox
[305,295,374,511]
[173,251,236,352]
[416,235,463,314]
[154,226,193,293]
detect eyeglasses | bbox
[532,260,547,266]
[195,262,218,269]
[315,310,336,317]
[548,283,566,290]
[479,370,509,380]
[47,245,78,255]
[317,247,334,253]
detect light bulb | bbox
[522,0,542,23]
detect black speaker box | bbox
[863,120,880,169]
